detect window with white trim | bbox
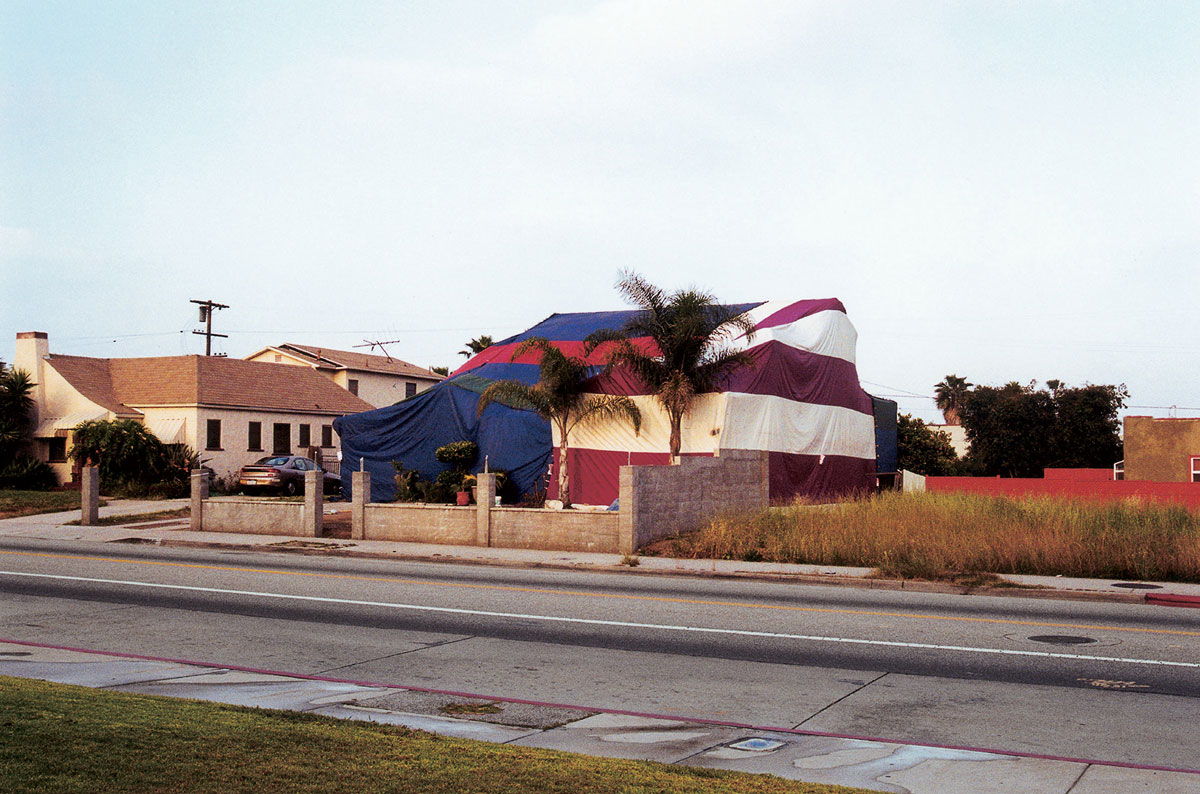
[1191,456,1200,483]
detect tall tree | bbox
[959,380,1126,477]
[591,271,755,459]
[933,374,973,425]
[476,338,640,508]
[896,413,959,476]
[459,335,493,358]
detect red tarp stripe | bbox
[755,298,848,330]
[549,448,876,506]
[455,338,659,376]
[585,341,873,415]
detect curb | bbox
[139,536,1154,607]
[1146,593,1200,609]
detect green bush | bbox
[0,455,56,490]
[434,441,479,472]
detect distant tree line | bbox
[899,377,1127,478]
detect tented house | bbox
[334,299,890,504]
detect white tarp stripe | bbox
[724,304,858,365]
[719,393,875,459]
[558,394,724,456]
[563,393,875,460]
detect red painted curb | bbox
[2,636,1199,777]
[1146,593,1200,608]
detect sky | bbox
[2,0,1198,424]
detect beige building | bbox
[14,332,373,485]
[244,343,442,408]
[1123,416,1200,483]
[928,423,969,457]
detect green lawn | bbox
[63,507,189,526]
[0,677,869,794]
[0,490,99,520]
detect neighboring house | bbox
[927,423,970,458]
[14,332,374,485]
[1123,416,1200,483]
[244,343,442,408]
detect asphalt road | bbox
[1,536,1197,770]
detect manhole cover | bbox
[1111,582,1163,590]
[729,738,786,752]
[1029,635,1098,646]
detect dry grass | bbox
[651,491,1200,583]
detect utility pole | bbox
[190,299,229,356]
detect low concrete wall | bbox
[618,450,769,553]
[362,503,476,544]
[490,507,619,552]
[203,499,307,535]
[199,456,770,553]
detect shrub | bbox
[434,441,479,472]
[0,455,56,490]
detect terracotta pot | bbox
[456,491,471,506]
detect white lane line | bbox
[5,569,1198,670]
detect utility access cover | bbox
[1028,635,1098,646]
[729,738,786,752]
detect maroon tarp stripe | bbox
[754,298,848,329]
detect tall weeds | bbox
[656,492,1200,582]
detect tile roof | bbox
[46,354,374,415]
[276,343,443,380]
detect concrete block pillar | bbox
[351,471,369,540]
[189,469,208,531]
[617,465,636,555]
[303,470,322,538]
[475,473,496,547]
[80,466,99,526]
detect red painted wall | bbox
[926,476,1200,509]
[1043,468,1113,482]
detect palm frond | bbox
[568,394,642,436]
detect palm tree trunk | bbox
[558,438,571,508]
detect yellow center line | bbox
[3,549,1197,637]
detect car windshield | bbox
[255,457,291,466]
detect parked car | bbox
[237,455,339,496]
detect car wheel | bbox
[284,481,298,497]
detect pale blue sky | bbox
[2,1,1198,422]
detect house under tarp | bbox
[334,299,886,503]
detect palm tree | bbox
[0,364,34,464]
[476,338,641,508]
[459,335,494,358]
[934,374,973,425]
[589,271,755,460]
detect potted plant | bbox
[434,440,479,506]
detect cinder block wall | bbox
[203,500,305,535]
[491,508,619,552]
[619,450,769,553]
[363,503,476,545]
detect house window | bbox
[348,379,359,396]
[47,437,67,463]
[298,424,311,448]
[206,419,222,450]
[321,425,333,447]
[272,423,290,455]
[248,422,262,451]
[405,382,417,399]
[1192,457,1200,484]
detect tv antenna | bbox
[354,339,402,362]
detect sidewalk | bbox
[2,501,1199,793]
[2,499,1198,606]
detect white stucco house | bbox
[244,343,443,408]
[14,332,374,485]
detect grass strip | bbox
[0,490,106,520]
[0,677,869,794]
[652,491,1200,583]
[63,508,190,526]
